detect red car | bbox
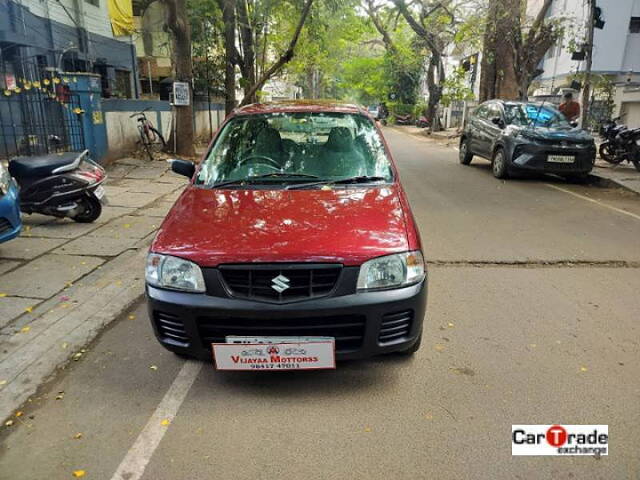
[145,101,427,368]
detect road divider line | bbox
[110,360,203,480]
[545,183,640,221]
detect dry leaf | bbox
[72,352,83,361]
[20,326,31,333]
[15,411,23,417]
[0,293,7,297]
[447,322,454,328]
[0,380,6,386]
[24,306,34,313]
[435,344,445,352]
[56,391,65,400]
[160,419,170,426]
[5,419,14,426]
[364,426,372,432]
[128,314,136,320]
[73,433,83,439]
[150,365,158,371]
[580,366,588,372]
[72,470,86,478]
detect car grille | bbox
[218,264,342,303]
[378,310,413,343]
[154,312,190,347]
[197,314,366,352]
[0,218,12,235]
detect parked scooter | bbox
[416,116,429,128]
[395,113,413,125]
[8,150,107,222]
[599,118,640,172]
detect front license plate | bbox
[212,340,336,371]
[547,154,574,163]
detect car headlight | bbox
[357,251,425,291]
[0,164,11,195]
[146,253,206,293]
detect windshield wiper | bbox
[209,172,321,189]
[285,175,388,190]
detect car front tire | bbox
[459,138,473,165]
[492,148,509,179]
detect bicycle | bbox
[130,108,166,160]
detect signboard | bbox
[173,82,190,106]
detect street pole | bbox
[580,0,595,128]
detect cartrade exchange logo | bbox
[512,425,608,456]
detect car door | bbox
[482,103,505,157]
[474,103,495,158]
[468,105,488,154]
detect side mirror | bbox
[569,121,578,128]
[491,116,505,128]
[169,159,195,178]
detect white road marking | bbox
[110,360,203,480]
[545,183,640,221]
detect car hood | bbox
[509,125,594,142]
[152,185,409,266]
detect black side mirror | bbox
[569,121,578,128]
[169,159,195,178]
[491,116,505,128]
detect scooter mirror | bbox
[169,159,195,179]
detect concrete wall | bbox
[614,86,640,127]
[102,99,225,159]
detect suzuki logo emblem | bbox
[271,274,290,293]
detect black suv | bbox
[460,100,596,181]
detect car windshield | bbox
[504,103,571,129]
[196,112,394,188]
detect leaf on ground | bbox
[65,282,74,288]
[0,293,7,297]
[24,306,34,313]
[580,366,588,372]
[72,352,83,361]
[160,419,170,426]
[150,365,158,370]
[15,411,23,417]
[5,419,14,426]
[128,314,136,320]
[123,223,131,229]
[434,344,445,352]
[20,326,31,333]
[56,391,65,400]
[0,380,6,385]
[424,413,433,420]
[73,432,83,439]
[364,426,372,432]
[72,470,86,478]
[447,322,455,328]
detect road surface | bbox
[2,127,639,479]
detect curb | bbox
[587,171,640,195]
[0,245,150,424]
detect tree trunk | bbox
[162,0,195,157]
[219,0,237,115]
[237,0,257,103]
[425,54,444,131]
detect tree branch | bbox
[239,0,314,106]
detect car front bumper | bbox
[510,142,596,174]
[0,183,22,244]
[146,279,427,362]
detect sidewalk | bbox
[0,156,187,422]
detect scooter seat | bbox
[9,151,86,178]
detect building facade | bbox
[0,0,139,98]
[527,0,640,126]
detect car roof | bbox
[233,100,369,116]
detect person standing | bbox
[559,92,581,122]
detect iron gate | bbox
[0,87,85,160]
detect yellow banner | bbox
[107,0,134,36]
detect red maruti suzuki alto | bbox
[146,101,427,370]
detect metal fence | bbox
[0,88,85,160]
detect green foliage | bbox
[441,66,474,107]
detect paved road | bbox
[2,128,639,479]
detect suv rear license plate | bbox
[213,338,336,371]
[547,154,574,163]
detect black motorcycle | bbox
[8,150,107,222]
[599,118,640,172]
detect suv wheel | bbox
[492,148,509,179]
[459,138,473,165]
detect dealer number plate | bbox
[547,155,574,164]
[213,338,336,371]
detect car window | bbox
[474,105,488,119]
[196,112,394,187]
[504,103,571,128]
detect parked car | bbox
[460,100,596,181]
[145,101,427,368]
[0,161,22,243]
